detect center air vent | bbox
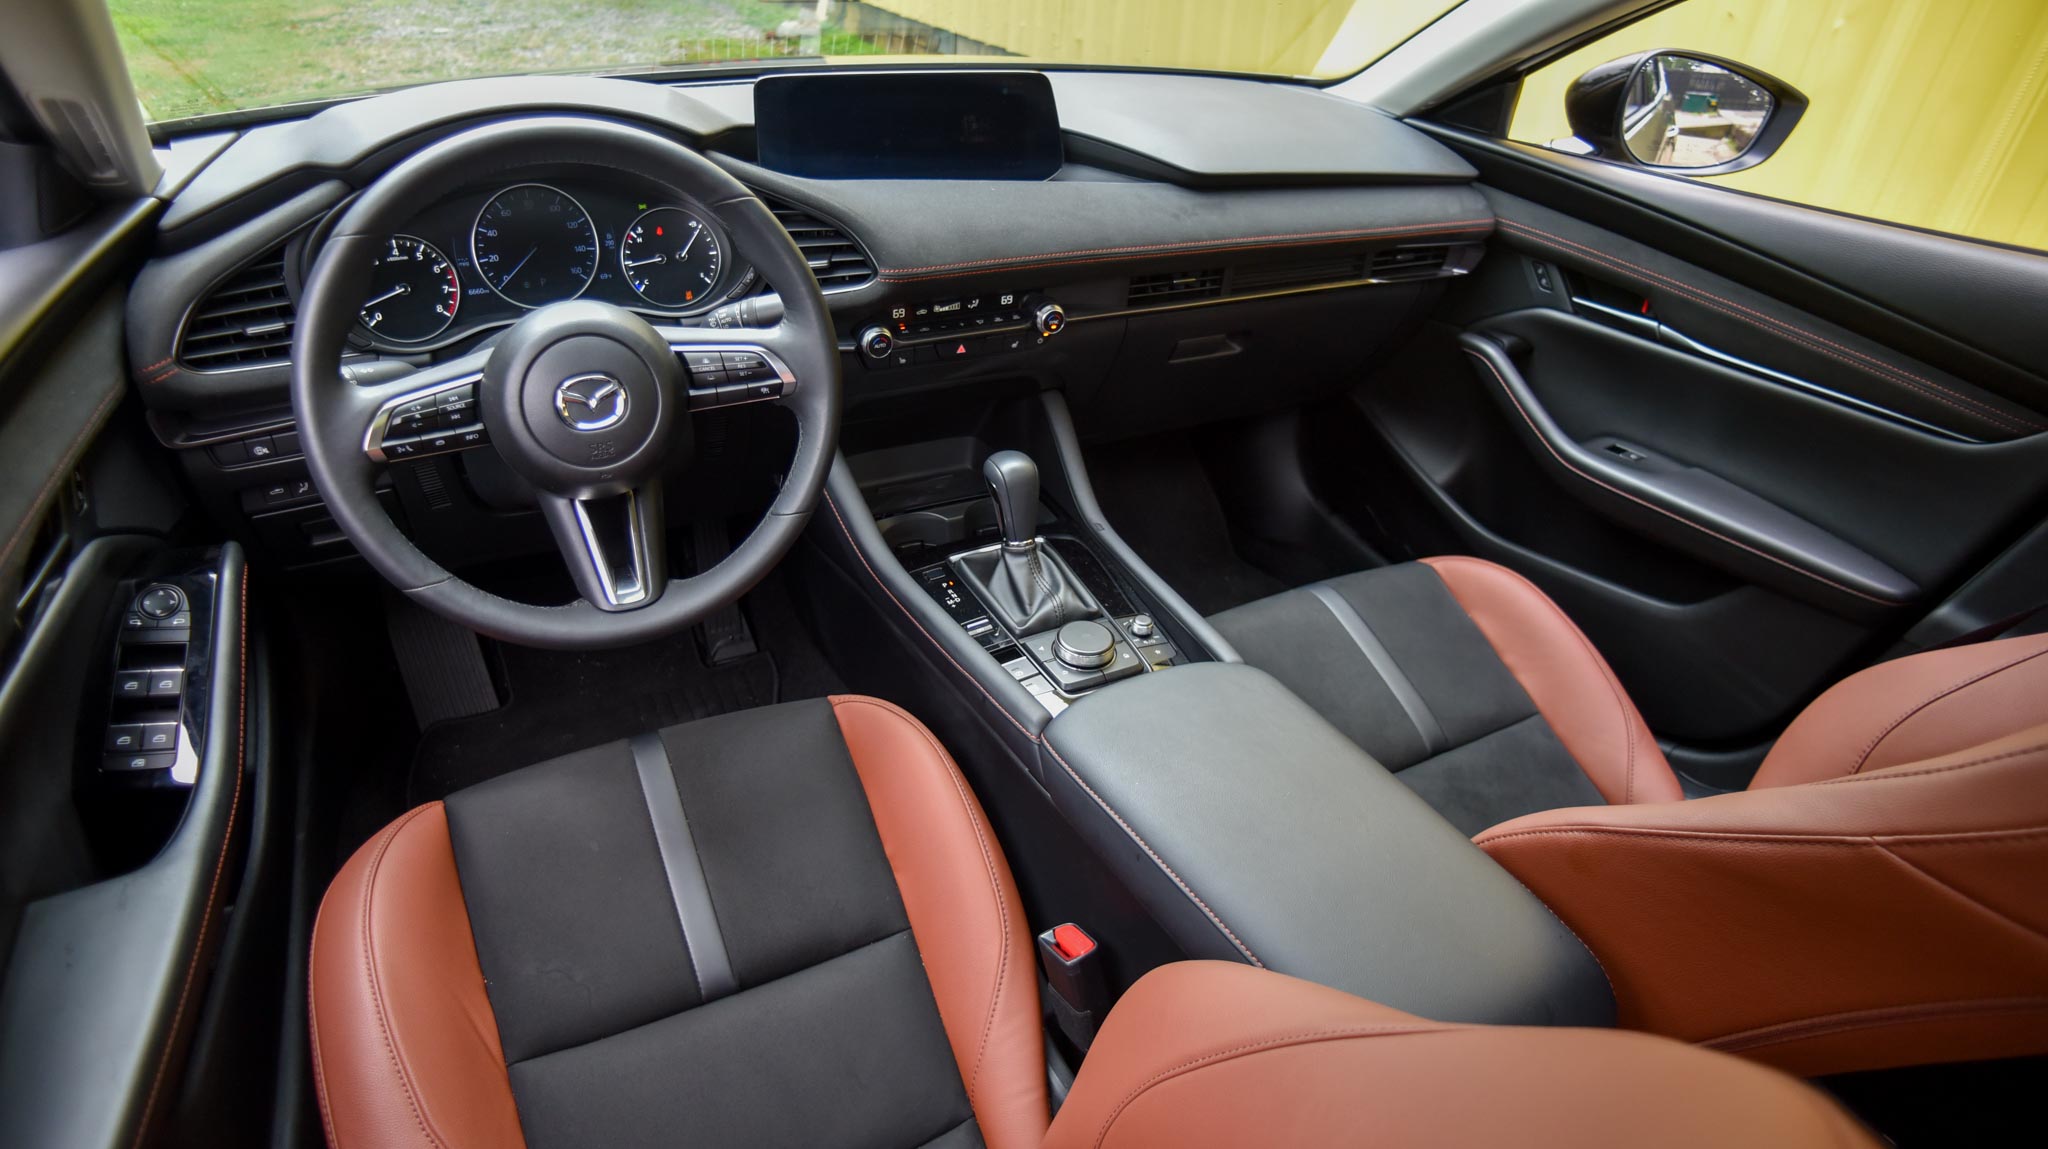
[179,250,296,371]
[767,202,876,292]
[1368,245,1451,280]
[1127,268,1224,306]
[1230,256,1369,294]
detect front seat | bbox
[310,694,1881,1149]
[1211,555,2048,1075]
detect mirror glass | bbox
[1623,55,1775,168]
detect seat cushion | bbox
[1044,962,1880,1149]
[310,695,1046,1149]
[1208,556,1679,835]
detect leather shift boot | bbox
[955,542,1100,636]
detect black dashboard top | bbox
[157,70,1474,237]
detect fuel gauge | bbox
[620,207,724,310]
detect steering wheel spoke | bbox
[356,349,495,463]
[653,323,804,412]
[539,483,669,611]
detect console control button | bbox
[1102,641,1144,682]
[107,724,147,751]
[1128,614,1157,640]
[1053,620,1116,670]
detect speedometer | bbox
[619,207,724,310]
[358,235,460,343]
[470,184,598,308]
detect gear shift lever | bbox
[954,450,1100,635]
[983,451,1040,549]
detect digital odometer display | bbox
[619,207,724,310]
[470,184,599,307]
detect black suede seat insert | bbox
[1209,563,1607,835]
[443,699,982,1149]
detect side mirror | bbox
[1565,50,1805,175]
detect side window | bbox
[1507,0,2048,252]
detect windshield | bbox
[109,0,1464,124]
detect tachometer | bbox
[358,235,460,343]
[470,184,599,307]
[619,207,724,310]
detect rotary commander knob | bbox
[1053,620,1116,670]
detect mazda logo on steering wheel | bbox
[553,373,628,432]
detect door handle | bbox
[1459,331,1916,613]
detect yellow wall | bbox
[1509,0,2048,252]
[856,0,1452,79]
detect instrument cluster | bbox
[346,179,757,352]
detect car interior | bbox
[1,0,2045,1146]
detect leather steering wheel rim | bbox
[291,116,841,649]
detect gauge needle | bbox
[677,228,701,260]
[625,254,667,268]
[361,283,412,308]
[498,245,538,286]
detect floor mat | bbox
[1083,435,1288,616]
[408,571,844,801]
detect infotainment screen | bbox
[753,71,1063,180]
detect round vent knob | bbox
[1054,620,1115,670]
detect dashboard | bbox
[345,176,757,353]
[125,68,1492,573]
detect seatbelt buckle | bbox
[1037,923,1108,1052]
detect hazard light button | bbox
[939,338,977,360]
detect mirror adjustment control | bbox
[137,584,184,619]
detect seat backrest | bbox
[1751,632,2048,788]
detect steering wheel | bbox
[291,117,841,649]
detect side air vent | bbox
[1230,256,1368,294]
[179,250,296,370]
[1127,268,1225,306]
[767,202,876,291]
[1369,245,1451,280]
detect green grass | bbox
[108,0,832,122]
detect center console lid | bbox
[1041,662,1613,1026]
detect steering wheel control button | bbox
[137,585,185,619]
[1054,620,1117,670]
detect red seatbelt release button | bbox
[1037,922,1107,1052]
[1051,923,1095,961]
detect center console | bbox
[908,450,1183,716]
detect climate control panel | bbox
[858,289,1065,370]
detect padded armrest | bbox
[1043,962,1879,1149]
[1039,662,1611,1026]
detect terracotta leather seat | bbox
[1213,555,2048,1075]
[311,693,1879,1148]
